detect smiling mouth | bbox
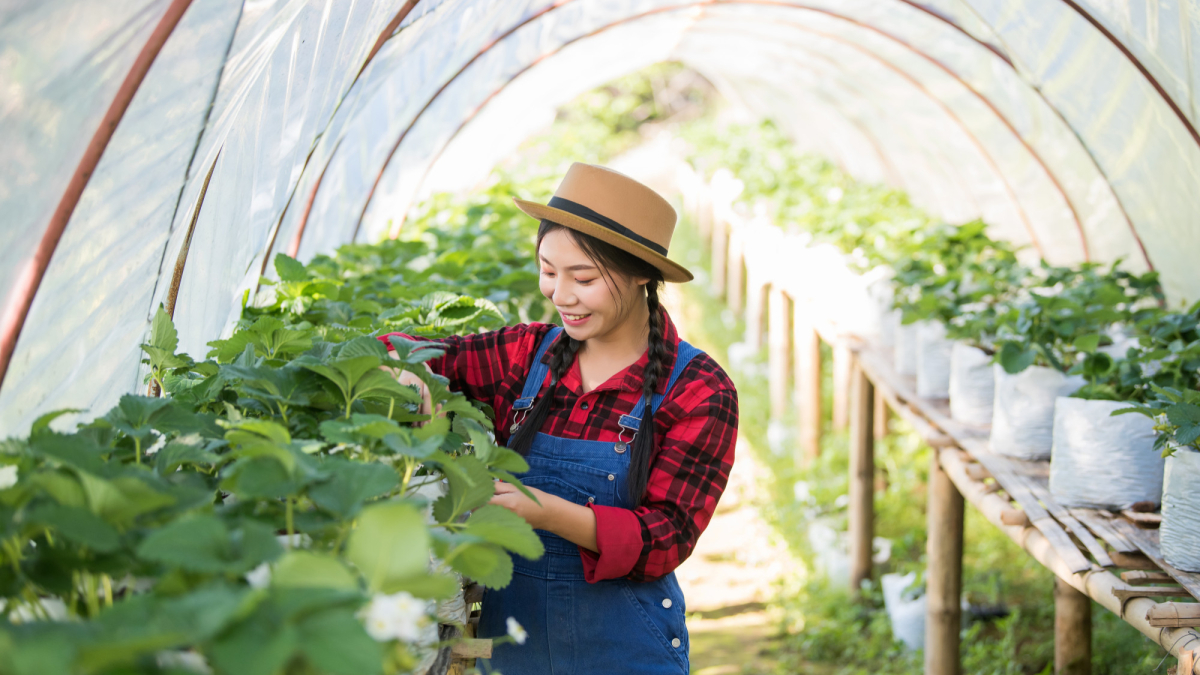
[562,313,591,321]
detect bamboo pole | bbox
[768,287,793,421]
[726,227,745,315]
[745,271,770,349]
[874,388,889,439]
[711,214,727,300]
[936,447,1200,674]
[833,343,852,429]
[795,307,821,466]
[849,360,875,596]
[1055,578,1092,674]
[925,452,964,675]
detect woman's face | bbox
[538,228,646,343]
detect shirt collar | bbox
[547,308,681,396]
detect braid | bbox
[509,330,581,456]
[627,281,667,503]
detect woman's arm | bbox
[378,323,554,417]
[489,482,598,552]
[582,361,739,582]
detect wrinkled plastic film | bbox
[948,342,994,426]
[916,320,953,398]
[1161,450,1200,573]
[990,364,1085,460]
[1048,397,1163,509]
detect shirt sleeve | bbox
[377,324,550,417]
[579,358,739,582]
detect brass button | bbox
[607,474,614,481]
[587,497,595,504]
[614,442,627,454]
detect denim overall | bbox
[478,327,702,675]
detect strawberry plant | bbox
[991,262,1162,378]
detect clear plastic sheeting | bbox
[5,0,1200,433]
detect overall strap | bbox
[513,326,563,410]
[618,341,703,432]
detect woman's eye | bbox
[577,278,596,285]
[541,271,555,278]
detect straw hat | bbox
[514,163,693,283]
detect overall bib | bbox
[478,327,702,675]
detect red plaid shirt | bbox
[379,310,738,582]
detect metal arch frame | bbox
[0,0,195,390]
[342,0,1144,263]
[1058,0,1200,150]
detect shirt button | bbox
[580,402,589,411]
[607,474,615,481]
[671,638,681,648]
[662,598,672,609]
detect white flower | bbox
[244,563,272,590]
[0,465,18,490]
[362,592,429,643]
[156,650,212,674]
[275,533,312,549]
[506,617,527,645]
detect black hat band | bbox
[547,196,668,256]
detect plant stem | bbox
[83,572,99,617]
[101,574,113,607]
[285,497,295,547]
[134,437,142,465]
[400,459,416,494]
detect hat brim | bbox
[514,198,694,283]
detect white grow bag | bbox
[990,365,1085,460]
[1048,397,1162,509]
[1162,449,1200,572]
[916,321,953,399]
[894,321,919,376]
[949,343,994,426]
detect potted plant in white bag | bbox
[891,221,1023,399]
[1110,301,1200,572]
[989,263,1162,460]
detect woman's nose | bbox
[551,281,575,306]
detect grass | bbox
[668,210,1169,674]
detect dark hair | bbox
[508,219,667,504]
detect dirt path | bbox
[676,443,790,674]
[658,285,793,674]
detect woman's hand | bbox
[489,482,598,552]
[384,365,435,425]
[489,482,554,530]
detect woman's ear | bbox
[635,277,650,288]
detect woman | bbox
[382,163,738,675]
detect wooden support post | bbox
[833,343,852,430]
[795,307,822,467]
[768,288,792,421]
[711,215,727,300]
[726,227,745,316]
[849,360,875,596]
[1055,577,1091,675]
[925,451,964,675]
[745,272,769,349]
[697,189,713,246]
[874,388,889,439]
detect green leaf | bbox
[272,551,359,591]
[209,613,299,675]
[463,505,543,560]
[998,342,1037,374]
[136,515,282,574]
[431,455,493,523]
[296,608,383,675]
[27,504,120,552]
[137,514,232,573]
[1074,334,1102,353]
[309,460,399,518]
[148,305,180,354]
[1166,402,1200,427]
[345,502,429,593]
[449,542,513,589]
[275,253,310,282]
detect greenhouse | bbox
[2,0,1200,673]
